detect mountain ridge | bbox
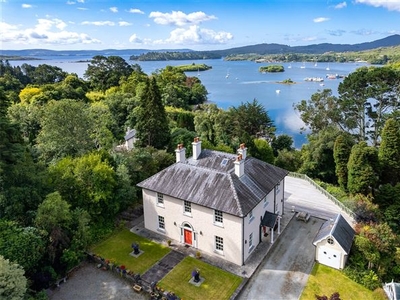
[1,34,400,58]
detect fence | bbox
[288,172,356,220]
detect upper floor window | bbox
[214,210,223,225]
[275,182,281,195]
[263,197,269,208]
[249,209,254,223]
[184,201,191,215]
[157,193,164,206]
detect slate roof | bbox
[137,149,288,217]
[125,129,136,141]
[313,214,355,254]
[261,211,279,228]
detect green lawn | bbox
[300,263,387,300]
[158,256,243,300]
[90,228,170,274]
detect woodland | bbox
[0,55,400,299]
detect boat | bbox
[326,63,330,71]
[225,68,230,78]
[326,74,339,79]
[276,89,280,94]
[304,77,324,82]
[300,62,306,69]
[288,63,292,69]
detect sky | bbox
[1,0,400,51]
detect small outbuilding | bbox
[312,214,355,270]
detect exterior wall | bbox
[315,238,346,269]
[142,189,244,265]
[125,138,135,150]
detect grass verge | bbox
[90,228,170,274]
[300,263,387,300]
[158,256,243,300]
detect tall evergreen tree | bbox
[333,133,354,191]
[379,118,400,185]
[135,76,170,149]
[347,142,379,195]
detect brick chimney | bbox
[192,137,202,160]
[175,144,186,163]
[237,143,247,160]
[234,154,244,177]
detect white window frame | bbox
[215,235,224,254]
[184,200,192,216]
[158,215,165,231]
[214,210,223,226]
[263,197,269,208]
[157,193,164,207]
[275,182,281,195]
[249,232,254,252]
[248,209,254,224]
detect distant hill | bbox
[1,34,400,59]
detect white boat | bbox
[326,63,330,71]
[288,63,292,69]
[300,62,306,69]
[276,89,280,94]
[225,68,230,78]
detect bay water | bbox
[10,57,368,148]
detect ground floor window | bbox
[158,215,165,230]
[215,235,224,254]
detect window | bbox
[275,182,281,195]
[215,236,224,253]
[184,201,191,214]
[158,215,165,230]
[263,197,269,208]
[327,238,334,245]
[220,158,229,166]
[214,210,223,224]
[249,210,254,223]
[249,233,254,251]
[157,193,164,206]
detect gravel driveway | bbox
[47,262,149,300]
[237,217,324,300]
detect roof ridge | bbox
[330,214,340,235]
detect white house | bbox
[313,214,355,270]
[137,138,289,266]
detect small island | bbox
[259,65,284,73]
[175,63,212,72]
[278,78,296,84]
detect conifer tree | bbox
[135,76,170,149]
[378,118,400,185]
[333,133,354,191]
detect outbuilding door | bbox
[317,246,342,269]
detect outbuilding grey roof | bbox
[125,129,136,141]
[313,214,355,254]
[384,281,400,300]
[137,149,288,217]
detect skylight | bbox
[221,158,229,166]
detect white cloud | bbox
[334,2,347,9]
[313,17,330,23]
[0,19,101,46]
[119,21,132,26]
[81,21,115,26]
[66,1,75,4]
[22,4,32,8]
[149,11,217,27]
[164,25,233,45]
[355,0,400,12]
[129,34,142,43]
[77,7,88,11]
[128,8,144,14]
[110,7,118,13]
[77,0,84,3]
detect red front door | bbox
[184,229,192,245]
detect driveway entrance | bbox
[237,216,324,300]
